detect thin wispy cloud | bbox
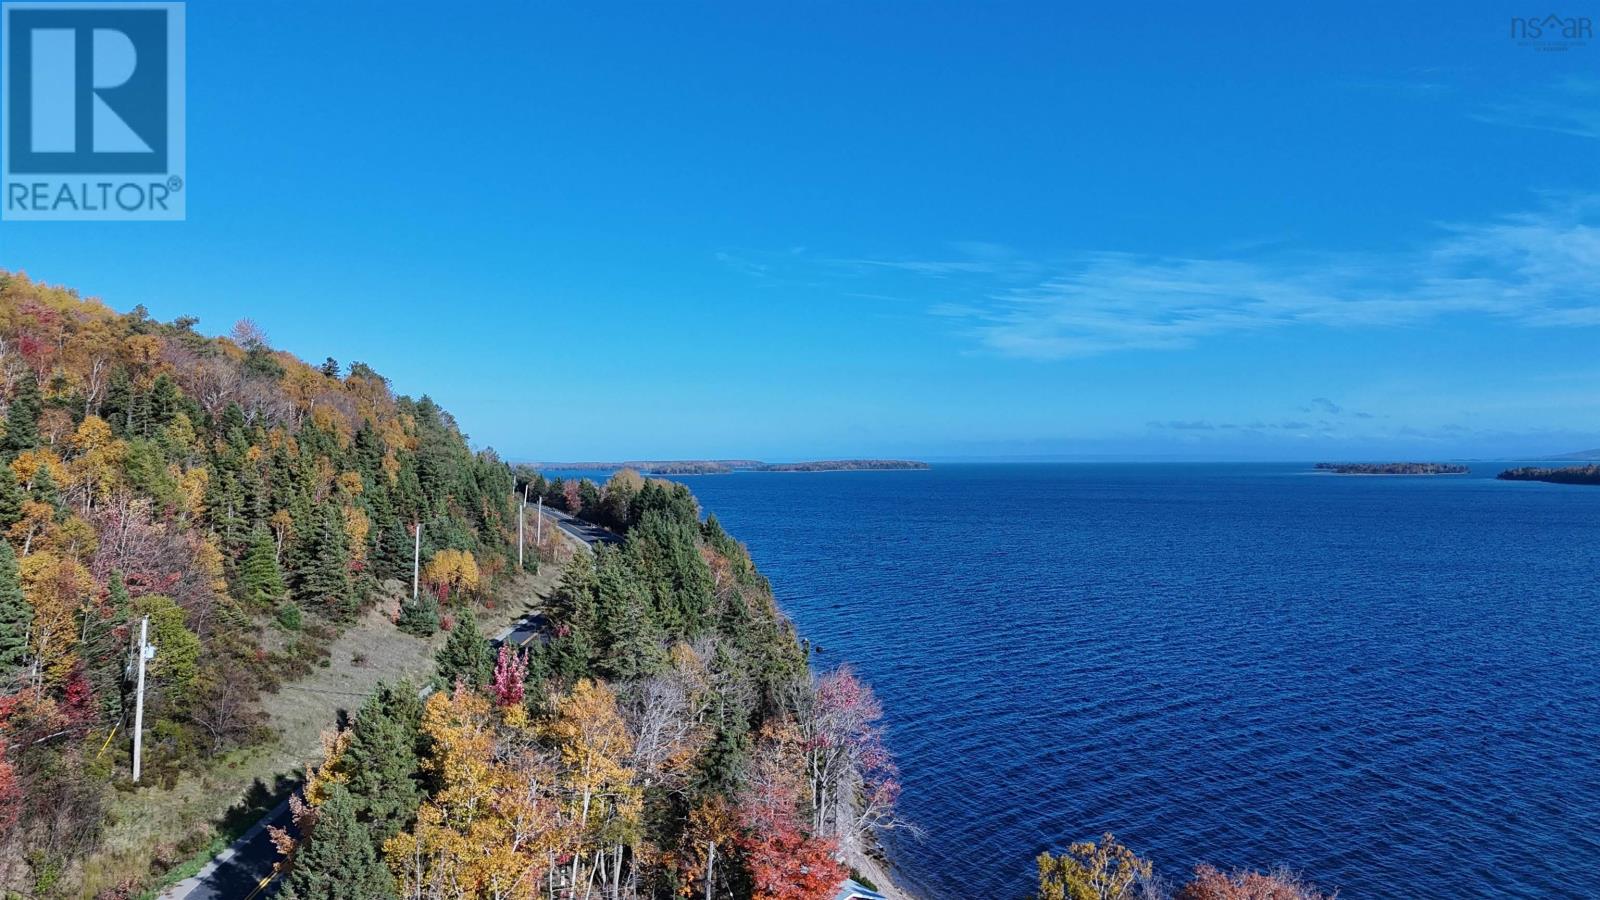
[813,199,1600,359]
[1473,76,1600,140]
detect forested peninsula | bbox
[0,273,901,900]
[1496,465,1600,485]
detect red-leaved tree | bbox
[739,813,845,900]
[792,666,906,856]
[1178,864,1334,900]
[491,644,527,707]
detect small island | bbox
[758,459,930,472]
[1496,465,1600,486]
[1315,462,1469,475]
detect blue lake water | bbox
[662,463,1600,899]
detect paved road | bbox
[163,797,292,900]
[534,503,623,549]
[494,610,547,649]
[163,503,618,899]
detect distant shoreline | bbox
[531,458,930,475]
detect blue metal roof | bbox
[834,879,889,900]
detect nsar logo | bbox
[2,2,185,220]
[1510,12,1593,50]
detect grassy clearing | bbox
[74,566,565,899]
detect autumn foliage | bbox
[0,272,518,895]
[1176,865,1334,900]
[1033,834,1340,900]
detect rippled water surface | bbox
[665,463,1600,899]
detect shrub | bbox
[397,594,440,637]
[276,602,302,631]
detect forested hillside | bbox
[0,273,902,900]
[272,467,904,899]
[0,272,520,895]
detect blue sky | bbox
[3,1,1599,460]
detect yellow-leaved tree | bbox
[423,548,480,602]
[1037,833,1153,900]
[18,551,91,688]
[547,677,641,898]
[67,414,126,513]
[385,687,564,900]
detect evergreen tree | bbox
[1,374,41,457]
[578,478,602,514]
[0,464,22,530]
[601,586,666,681]
[102,368,134,436]
[627,510,715,638]
[595,551,665,680]
[372,506,411,582]
[335,681,424,840]
[292,505,353,618]
[106,571,131,618]
[82,573,130,723]
[0,540,31,680]
[434,607,491,690]
[538,628,595,684]
[278,783,396,900]
[146,374,181,431]
[239,527,288,607]
[697,644,754,798]
[395,592,440,637]
[30,463,60,508]
[552,554,600,641]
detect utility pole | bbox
[705,840,716,900]
[535,495,542,544]
[412,521,421,601]
[517,486,526,571]
[132,615,154,783]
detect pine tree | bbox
[697,644,753,797]
[292,505,353,618]
[29,463,60,508]
[102,368,134,436]
[146,374,180,431]
[1,375,41,457]
[627,510,715,639]
[0,465,22,530]
[0,540,31,680]
[596,553,665,681]
[106,571,131,618]
[335,681,424,841]
[395,592,439,637]
[373,507,412,582]
[278,783,396,900]
[541,628,596,684]
[239,527,288,607]
[434,607,491,690]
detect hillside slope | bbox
[0,272,522,895]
